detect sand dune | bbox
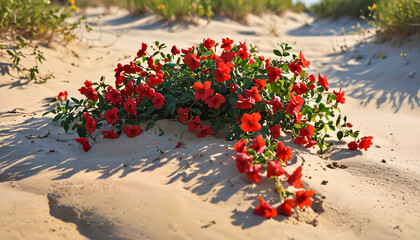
[1,7,420,240]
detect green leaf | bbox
[190,108,202,115]
[315,94,322,103]
[337,131,344,140]
[146,122,154,131]
[77,125,87,138]
[71,97,81,104]
[273,49,282,57]
[52,114,62,122]
[336,114,341,127]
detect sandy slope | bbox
[1,7,420,240]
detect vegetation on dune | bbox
[311,0,419,39]
[310,0,377,19]
[70,0,295,21]
[374,0,420,39]
[0,0,83,82]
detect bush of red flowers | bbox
[47,38,373,218]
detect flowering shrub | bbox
[47,38,373,218]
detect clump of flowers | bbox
[48,38,373,218]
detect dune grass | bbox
[375,0,420,39]
[311,0,419,39]
[75,0,294,21]
[310,0,377,19]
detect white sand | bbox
[1,7,420,239]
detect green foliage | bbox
[0,0,78,43]
[310,0,377,19]
[123,0,293,21]
[0,0,82,82]
[375,0,420,39]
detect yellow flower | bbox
[71,4,77,11]
[157,4,165,10]
[368,4,376,11]
[69,0,75,4]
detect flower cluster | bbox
[232,135,313,217]
[48,38,373,217]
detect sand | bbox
[1,7,420,240]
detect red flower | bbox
[267,160,287,178]
[101,130,119,139]
[276,141,292,162]
[245,164,263,184]
[236,49,249,60]
[234,139,248,153]
[152,92,165,109]
[234,95,253,109]
[240,113,262,132]
[183,53,200,71]
[181,46,195,54]
[105,86,122,105]
[245,87,262,103]
[205,93,226,109]
[122,79,134,97]
[104,108,119,125]
[287,166,303,189]
[294,136,307,146]
[83,114,96,134]
[193,81,214,101]
[213,62,231,83]
[220,51,235,63]
[123,125,143,138]
[359,136,373,151]
[285,93,304,118]
[298,51,310,68]
[78,82,98,102]
[299,124,315,137]
[306,74,316,90]
[177,107,189,122]
[268,95,284,114]
[249,135,266,154]
[83,80,92,88]
[333,88,345,104]
[270,125,281,139]
[171,45,180,55]
[266,65,282,83]
[347,122,353,128]
[197,125,213,138]
[203,38,215,50]
[75,137,90,152]
[221,37,234,51]
[253,196,277,219]
[136,42,148,58]
[278,199,297,216]
[348,141,358,150]
[288,61,303,76]
[57,91,68,101]
[147,71,164,87]
[229,84,239,94]
[124,98,137,115]
[135,83,155,99]
[318,73,329,91]
[254,78,266,90]
[232,152,252,173]
[305,139,317,148]
[295,189,314,209]
[187,115,201,132]
[292,82,310,95]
